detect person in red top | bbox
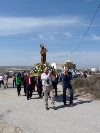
[26,72,33,100]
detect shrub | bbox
[72,74,100,100]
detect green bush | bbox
[72,74,100,100]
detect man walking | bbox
[62,67,76,106]
[0,73,4,88]
[12,74,16,88]
[41,68,57,110]
[23,73,26,96]
[26,72,33,100]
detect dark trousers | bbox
[37,86,42,97]
[52,82,57,96]
[13,80,16,88]
[55,87,57,96]
[24,83,26,96]
[17,85,21,96]
[53,85,57,96]
[26,84,32,100]
[0,80,4,86]
[63,83,74,104]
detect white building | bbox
[99,67,100,72]
[51,62,63,70]
[51,62,56,69]
[91,68,99,72]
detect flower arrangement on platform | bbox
[30,63,58,77]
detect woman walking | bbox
[4,73,9,89]
[16,73,22,96]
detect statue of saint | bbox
[40,44,48,64]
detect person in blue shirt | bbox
[61,67,76,106]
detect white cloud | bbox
[30,37,36,40]
[38,34,55,41]
[0,16,86,36]
[0,49,38,55]
[0,49,40,66]
[50,36,54,40]
[92,34,100,41]
[47,51,100,67]
[0,50,100,67]
[0,56,40,66]
[38,34,48,40]
[64,32,71,37]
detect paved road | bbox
[0,79,100,133]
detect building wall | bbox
[51,62,56,69]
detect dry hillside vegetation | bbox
[72,74,100,100]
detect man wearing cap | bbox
[41,68,57,110]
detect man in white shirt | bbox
[41,68,57,110]
[0,73,4,88]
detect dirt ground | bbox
[0,122,24,133]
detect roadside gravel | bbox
[0,79,100,133]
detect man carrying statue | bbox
[41,68,57,110]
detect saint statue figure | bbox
[40,44,48,64]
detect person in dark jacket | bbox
[52,75,58,97]
[37,76,42,97]
[12,74,16,88]
[21,73,24,87]
[23,73,26,96]
[61,67,76,106]
[26,72,33,100]
[32,77,37,92]
[16,73,22,96]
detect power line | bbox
[47,53,69,58]
[71,4,100,53]
[47,4,100,59]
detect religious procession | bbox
[0,44,81,110]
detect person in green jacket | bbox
[16,73,22,96]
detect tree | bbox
[64,62,76,69]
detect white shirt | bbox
[0,75,4,81]
[41,73,55,86]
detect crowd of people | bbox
[1,67,89,110]
[15,71,59,102]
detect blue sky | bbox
[0,0,100,67]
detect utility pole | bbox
[71,52,72,61]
